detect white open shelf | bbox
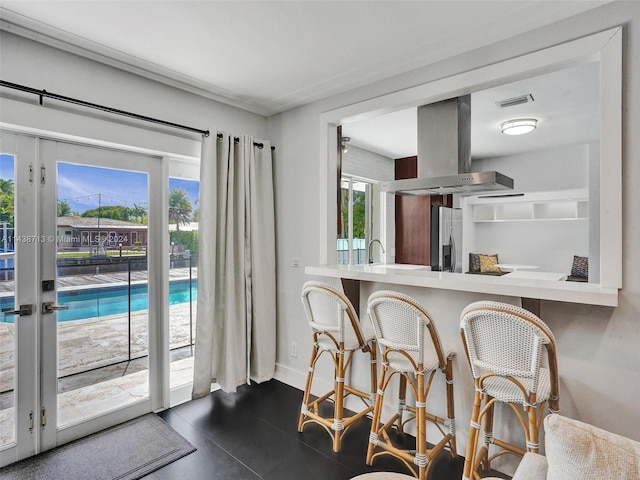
[469,189,589,223]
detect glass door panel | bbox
[0,152,16,448]
[338,177,372,265]
[0,132,38,467]
[39,140,159,450]
[338,179,350,264]
[168,177,198,394]
[54,163,150,427]
[352,180,369,265]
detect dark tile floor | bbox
[144,379,511,480]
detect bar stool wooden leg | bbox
[397,374,408,435]
[332,347,346,453]
[416,371,428,480]
[298,344,319,432]
[526,394,539,454]
[369,342,378,406]
[463,386,483,480]
[367,361,388,466]
[479,394,494,473]
[444,358,457,457]
[484,395,495,445]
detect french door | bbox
[0,132,163,466]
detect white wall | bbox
[474,144,590,193]
[0,31,267,157]
[474,220,589,272]
[470,144,590,272]
[269,1,640,475]
[343,144,394,182]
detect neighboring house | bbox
[56,216,147,250]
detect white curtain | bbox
[192,132,276,396]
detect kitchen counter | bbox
[305,264,618,307]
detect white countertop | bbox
[304,264,618,307]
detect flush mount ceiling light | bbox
[341,136,350,153]
[501,118,537,135]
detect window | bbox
[338,176,372,264]
[167,171,200,396]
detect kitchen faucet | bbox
[368,239,385,264]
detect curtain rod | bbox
[217,133,274,151]
[1,80,276,150]
[1,80,209,136]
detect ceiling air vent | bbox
[495,94,534,109]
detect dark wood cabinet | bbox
[394,156,451,265]
[394,156,430,265]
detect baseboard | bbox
[274,362,308,391]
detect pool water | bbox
[0,280,197,323]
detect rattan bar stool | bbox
[366,291,457,480]
[459,301,560,480]
[298,281,378,453]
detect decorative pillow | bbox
[469,253,481,273]
[545,414,640,480]
[478,254,500,273]
[571,255,588,278]
[469,253,499,273]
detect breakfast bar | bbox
[302,263,619,476]
[305,263,617,307]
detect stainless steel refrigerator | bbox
[430,206,462,272]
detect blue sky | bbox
[0,154,14,181]
[0,155,199,215]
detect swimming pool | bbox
[0,279,197,323]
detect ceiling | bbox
[0,1,608,158]
[343,61,600,160]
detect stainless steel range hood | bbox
[381,95,514,196]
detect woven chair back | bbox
[367,290,446,368]
[460,301,555,384]
[301,281,364,345]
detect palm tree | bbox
[0,179,13,195]
[168,188,192,232]
[132,203,147,224]
[57,199,73,217]
[0,178,14,226]
[192,197,199,222]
